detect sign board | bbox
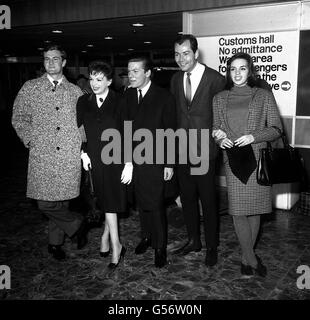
[198,31,299,116]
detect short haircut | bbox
[174,34,198,53]
[43,44,67,60]
[88,60,113,80]
[128,56,153,73]
[225,52,258,90]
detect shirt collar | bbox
[186,61,203,76]
[96,89,109,106]
[137,80,151,97]
[47,74,63,85]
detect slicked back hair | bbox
[174,34,198,53]
[128,56,153,73]
[43,44,67,60]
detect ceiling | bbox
[0,12,182,66]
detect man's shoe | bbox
[241,262,254,276]
[205,248,218,267]
[135,238,151,255]
[48,244,66,260]
[73,219,89,250]
[171,239,201,256]
[155,248,167,268]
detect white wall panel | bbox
[189,2,301,36]
[301,1,310,29]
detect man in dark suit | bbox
[123,56,176,268]
[170,34,226,267]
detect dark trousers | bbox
[177,160,219,249]
[37,200,82,246]
[139,208,167,249]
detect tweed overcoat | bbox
[12,74,83,201]
[212,87,282,215]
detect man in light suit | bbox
[123,56,176,268]
[170,34,225,266]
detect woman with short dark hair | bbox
[77,60,131,269]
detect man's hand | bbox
[121,162,133,184]
[164,167,174,181]
[81,152,91,171]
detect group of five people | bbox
[12,34,282,277]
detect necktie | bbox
[138,89,143,104]
[185,72,191,108]
[52,80,58,92]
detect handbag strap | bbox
[267,126,291,150]
[87,165,95,195]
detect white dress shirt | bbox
[137,80,151,100]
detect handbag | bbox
[256,128,304,186]
[83,165,103,225]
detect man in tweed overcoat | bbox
[12,44,89,260]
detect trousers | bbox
[177,160,219,248]
[37,200,82,245]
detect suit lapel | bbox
[133,83,156,120]
[191,68,208,107]
[176,72,188,113]
[127,88,140,121]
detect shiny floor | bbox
[1,139,310,301]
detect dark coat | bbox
[212,87,282,215]
[122,83,176,210]
[76,90,127,212]
[170,65,225,162]
[12,74,82,201]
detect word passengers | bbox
[100,121,210,175]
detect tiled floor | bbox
[1,137,310,300]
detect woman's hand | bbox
[219,138,234,149]
[212,129,227,140]
[234,135,254,147]
[164,167,173,181]
[121,162,133,184]
[81,152,91,171]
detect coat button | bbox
[56,107,59,111]
[56,147,60,150]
